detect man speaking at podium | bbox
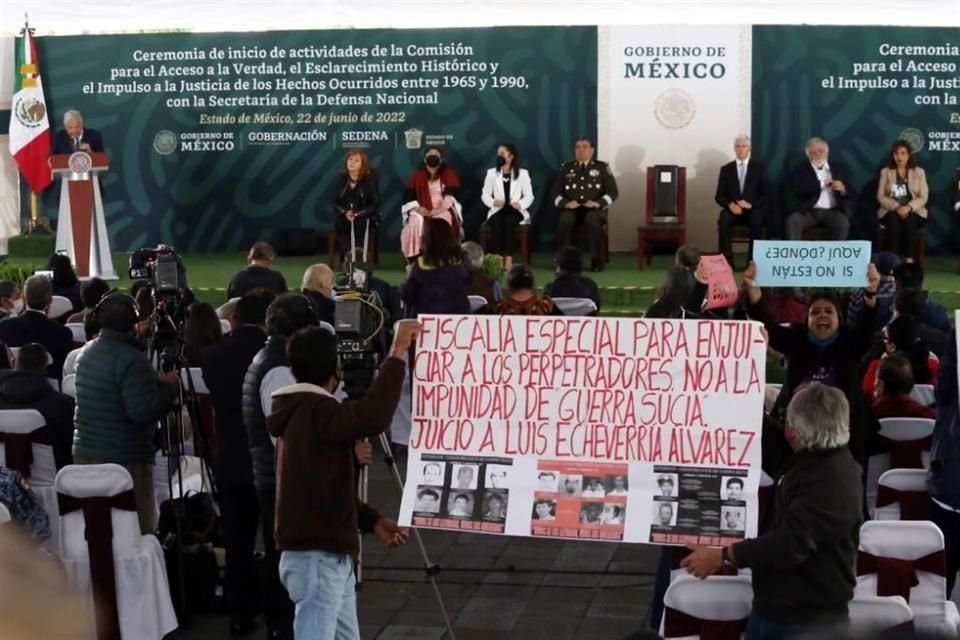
[52,110,103,154]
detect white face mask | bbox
[11,298,23,314]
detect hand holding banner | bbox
[753,240,870,288]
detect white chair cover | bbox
[848,595,913,633]
[856,520,960,634]
[866,417,935,513]
[47,296,74,320]
[468,295,488,312]
[552,297,598,316]
[56,464,178,639]
[0,408,59,553]
[874,468,928,520]
[219,318,232,334]
[661,574,753,639]
[318,320,336,335]
[181,367,210,395]
[910,384,936,407]
[61,374,77,399]
[66,322,86,344]
[63,346,83,378]
[0,502,10,524]
[763,384,781,414]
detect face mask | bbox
[11,299,23,314]
[425,155,441,168]
[496,156,507,168]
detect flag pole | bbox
[29,192,39,234]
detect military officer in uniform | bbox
[550,137,619,271]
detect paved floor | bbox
[168,448,660,640]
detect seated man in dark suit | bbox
[786,136,852,240]
[715,135,770,265]
[51,109,104,155]
[543,246,600,311]
[301,263,336,326]
[0,275,73,379]
[227,242,288,299]
[0,343,75,469]
[200,290,274,635]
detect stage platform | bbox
[6,236,960,316]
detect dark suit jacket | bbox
[0,311,74,379]
[200,324,266,487]
[226,265,288,299]
[715,158,770,213]
[51,128,104,155]
[789,159,853,214]
[0,370,75,469]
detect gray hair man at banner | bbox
[681,382,863,640]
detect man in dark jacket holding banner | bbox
[682,382,863,640]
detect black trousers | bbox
[218,483,261,622]
[930,499,960,598]
[486,206,522,255]
[256,483,294,635]
[334,215,371,258]
[718,209,764,264]
[557,207,603,264]
[881,210,924,260]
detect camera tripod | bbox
[357,432,456,639]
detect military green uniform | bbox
[550,159,619,268]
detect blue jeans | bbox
[745,613,847,640]
[279,550,359,640]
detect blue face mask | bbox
[806,331,839,348]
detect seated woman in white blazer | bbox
[481,144,534,271]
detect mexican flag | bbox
[9,22,52,193]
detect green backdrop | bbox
[29,27,598,252]
[751,25,959,252]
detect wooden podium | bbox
[50,151,117,279]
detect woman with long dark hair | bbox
[876,139,929,262]
[183,302,223,366]
[331,150,379,262]
[47,254,82,311]
[481,143,534,271]
[401,217,470,317]
[400,146,462,261]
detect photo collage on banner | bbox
[531,461,628,541]
[398,315,767,545]
[648,465,747,546]
[412,454,513,534]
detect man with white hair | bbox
[301,263,336,326]
[785,136,852,240]
[715,135,770,266]
[52,109,104,155]
[681,383,863,639]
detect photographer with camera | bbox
[267,320,420,640]
[73,292,180,534]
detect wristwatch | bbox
[721,547,735,570]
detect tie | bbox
[73,137,79,151]
[737,162,745,192]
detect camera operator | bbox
[73,292,180,534]
[267,320,420,639]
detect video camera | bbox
[128,245,189,369]
[333,288,386,399]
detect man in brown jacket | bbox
[267,320,420,639]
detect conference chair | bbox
[874,222,927,268]
[660,574,753,639]
[0,408,59,552]
[551,297,598,316]
[47,296,74,322]
[856,520,960,634]
[479,222,531,266]
[66,322,86,348]
[0,502,10,524]
[61,374,77,399]
[874,468,928,521]
[910,384,936,407]
[56,464,178,640]
[866,417,935,513]
[637,165,686,270]
[468,295,489,312]
[218,318,231,335]
[848,595,914,634]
